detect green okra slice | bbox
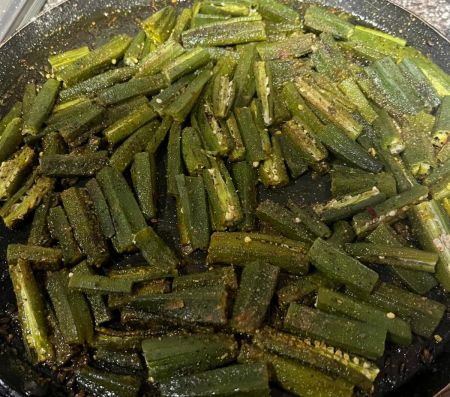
[234,43,257,107]
[61,187,109,266]
[401,111,436,176]
[409,54,450,97]
[0,101,22,137]
[104,101,157,147]
[1,175,54,229]
[372,109,405,154]
[108,279,171,308]
[182,18,267,47]
[316,288,412,346]
[277,272,341,305]
[258,134,289,188]
[48,46,90,72]
[130,285,228,325]
[338,78,378,124]
[7,244,62,271]
[423,158,450,186]
[235,107,266,165]
[281,119,328,170]
[135,40,185,78]
[47,206,84,265]
[46,269,93,344]
[75,366,141,397]
[199,0,253,17]
[212,67,237,120]
[433,96,450,145]
[254,61,274,126]
[202,158,242,230]
[295,77,362,141]
[134,226,179,272]
[42,131,67,156]
[331,165,397,198]
[93,346,142,370]
[146,116,173,154]
[151,74,196,115]
[40,152,108,177]
[327,220,355,247]
[352,184,429,236]
[86,293,111,326]
[98,73,167,105]
[85,178,115,239]
[170,8,192,42]
[257,0,299,23]
[347,282,445,338]
[58,35,132,87]
[409,199,450,291]
[256,200,315,243]
[0,118,24,163]
[22,79,60,136]
[59,67,136,102]
[304,5,354,39]
[207,232,310,275]
[108,264,176,283]
[231,161,257,231]
[28,194,53,247]
[0,146,35,200]
[22,83,36,123]
[175,174,210,252]
[319,124,384,173]
[285,303,386,359]
[221,114,246,162]
[308,238,379,295]
[231,261,279,333]
[172,266,237,291]
[345,242,438,273]
[399,58,441,110]
[91,331,146,351]
[167,122,184,197]
[163,47,211,83]
[238,343,354,397]
[131,152,156,221]
[315,188,386,223]
[68,261,133,294]
[46,305,75,366]
[110,120,159,173]
[166,67,213,121]
[96,167,146,253]
[288,201,331,238]
[159,363,270,397]
[253,327,379,390]
[274,133,308,179]
[250,99,271,157]
[367,224,437,294]
[256,33,314,60]
[9,259,54,363]
[141,6,176,44]
[123,31,146,66]
[142,333,238,382]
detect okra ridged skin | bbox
[40,152,108,177]
[7,244,62,271]
[308,238,379,295]
[85,178,115,239]
[238,343,354,397]
[131,152,157,221]
[253,327,380,390]
[0,101,22,137]
[172,266,237,292]
[142,333,238,382]
[0,118,24,164]
[159,363,270,397]
[207,232,310,275]
[304,5,354,39]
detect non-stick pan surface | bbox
[0,1,449,396]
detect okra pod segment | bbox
[141,6,176,44]
[317,288,412,346]
[28,194,53,247]
[222,113,246,162]
[163,47,211,83]
[85,178,115,239]
[159,363,270,397]
[352,184,429,237]
[231,261,279,333]
[40,152,108,177]
[123,31,146,66]
[285,303,386,359]
[207,232,310,275]
[254,61,274,126]
[7,244,62,271]
[308,238,379,295]
[167,122,184,197]
[327,220,355,247]
[130,152,156,221]
[253,327,380,390]
[9,259,54,363]
[0,118,24,164]
[274,133,308,179]
[146,116,173,154]
[49,46,90,72]
[172,266,237,291]
[212,67,237,119]
[288,201,331,238]
[61,187,109,266]
[235,107,266,164]
[142,333,238,382]
[0,101,22,136]
[255,199,315,243]
[433,95,450,145]
[258,134,289,188]
[234,43,257,107]
[304,5,354,39]
[231,161,257,231]
[58,35,132,87]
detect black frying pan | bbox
[0,1,449,396]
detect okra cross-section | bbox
[207,232,310,275]
[142,333,238,382]
[308,238,379,295]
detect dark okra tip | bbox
[0,1,449,397]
